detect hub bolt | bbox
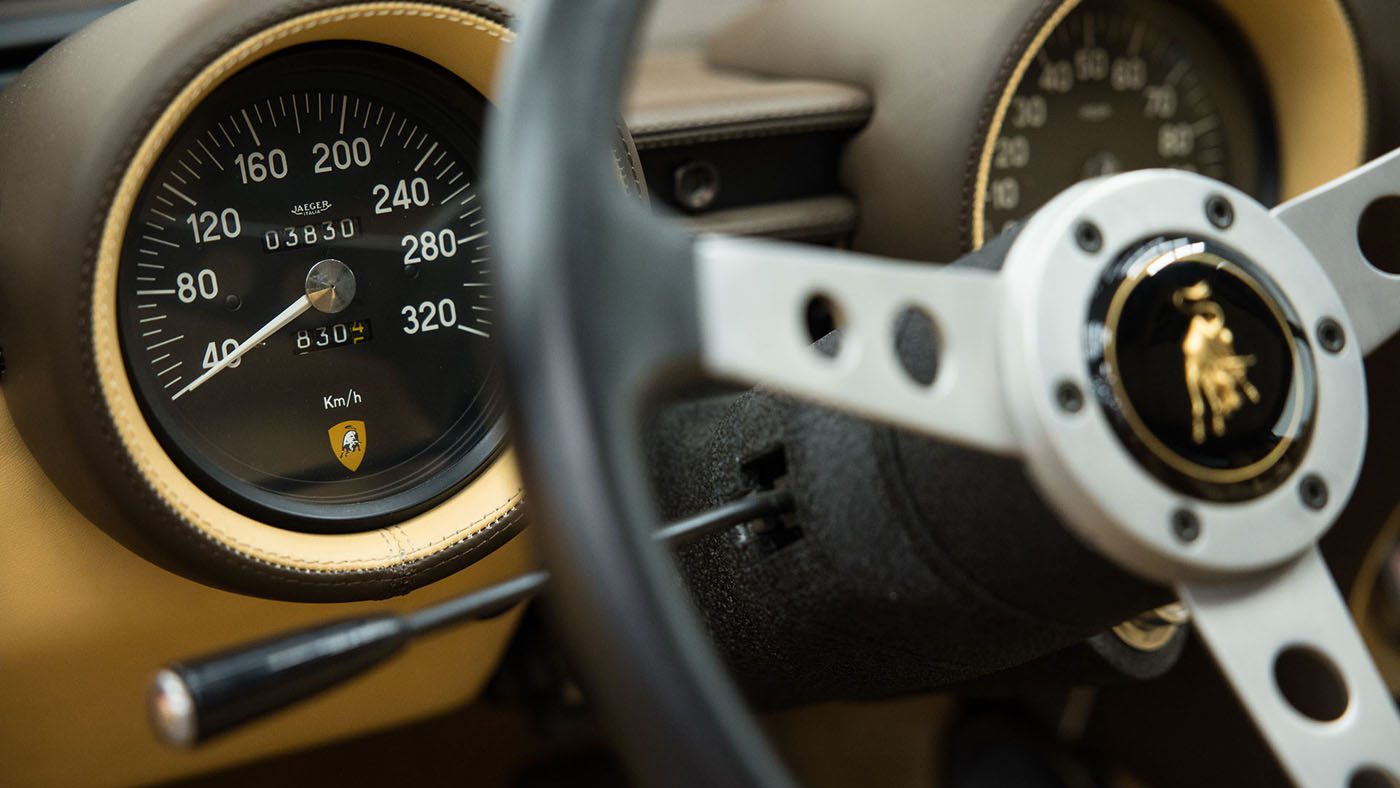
[1299,475,1329,511]
[1316,318,1346,354]
[1074,221,1103,253]
[1206,195,1235,229]
[1055,380,1084,413]
[1171,509,1201,543]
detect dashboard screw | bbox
[1206,195,1235,229]
[673,160,721,213]
[1074,221,1103,253]
[1299,475,1329,511]
[1316,318,1346,354]
[224,294,241,311]
[1055,380,1084,413]
[1171,509,1201,543]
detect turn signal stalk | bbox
[148,491,792,748]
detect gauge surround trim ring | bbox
[90,3,524,582]
[114,41,511,533]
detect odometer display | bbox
[116,44,502,531]
[263,217,362,254]
[979,0,1275,242]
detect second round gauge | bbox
[976,0,1276,244]
[116,44,503,531]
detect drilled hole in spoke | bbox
[1274,645,1349,722]
[804,294,842,358]
[1351,767,1400,788]
[1358,196,1400,275]
[893,306,939,387]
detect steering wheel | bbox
[486,1,1400,785]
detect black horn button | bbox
[1087,236,1316,502]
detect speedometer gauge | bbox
[117,44,502,531]
[976,0,1276,245]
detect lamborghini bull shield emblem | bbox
[1173,281,1261,444]
[329,420,366,472]
[1088,238,1316,502]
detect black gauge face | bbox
[117,44,503,532]
[981,0,1275,240]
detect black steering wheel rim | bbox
[487,1,794,785]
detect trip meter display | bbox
[977,0,1275,244]
[116,44,503,531]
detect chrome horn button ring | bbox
[1086,235,1316,503]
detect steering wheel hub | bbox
[1087,235,1316,503]
[1002,171,1366,581]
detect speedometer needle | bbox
[171,295,312,401]
[171,258,356,401]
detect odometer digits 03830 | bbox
[116,44,503,531]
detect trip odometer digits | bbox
[115,44,503,531]
[293,319,373,355]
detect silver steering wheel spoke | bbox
[1274,147,1400,355]
[1179,548,1400,786]
[693,170,1400,786]
[694,235,1019,457]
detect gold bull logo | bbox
[1172,281,1260,444]
[328,420,366,472]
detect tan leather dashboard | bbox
[0,383,534,786]
[626,51,872,149]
